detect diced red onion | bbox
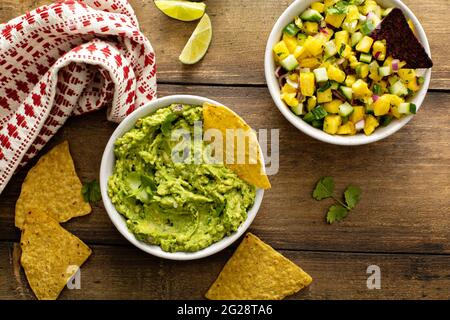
[332,89,346,101]
[392,59,400,72]
[296,92,303,101]
[374,51,381,59]
[275,66,287,78]
[355,120,365,131]
[319,27,329,35]
[372,95,380,102]
[278,74,288,88]
[367,12,375,20]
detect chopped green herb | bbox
[312,177,335,200]
[81,180,102,203]
[327,205,349,224]
[344,185,361,209]
[161,113,178,137]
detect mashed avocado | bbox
[108,104,256,252]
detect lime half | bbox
[154,1,206,22]
[179,14,212,64]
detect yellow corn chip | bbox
[20,210,91,300]
[206,233,312,300]
[202,103,271,189]
[15,141,91,228]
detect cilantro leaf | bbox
[344,185,361,209]
[313,177,335,200]
[326,205,349,224]
[81,180,102,203]
[161,113,178,137]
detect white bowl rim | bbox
[100,94,264,260]
[264,0,432,146]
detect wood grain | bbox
[0,0,448,89]
[1,85,449,255]
[1,242,449,300]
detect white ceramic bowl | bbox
[265,0,432,145]
[100,95,264,260]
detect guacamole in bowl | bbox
[108,104,256,253]
[101,95,265,260]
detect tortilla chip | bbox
[202,103,271,189]
[371,8,433,68]
[205,233,312,300]
[15,141,91,229]
[20,210,91,300]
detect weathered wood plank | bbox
[0,85,449,255]
[0,0,448,89]
[1,242,449,300]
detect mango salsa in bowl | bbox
[265,0,432,145]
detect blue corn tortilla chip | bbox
[371,8,433,68]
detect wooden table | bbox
[0,0,449,300]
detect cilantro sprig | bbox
[312,177,361,224]
[81,180,102,203]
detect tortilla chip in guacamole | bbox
[202,103,271,189]
[205,233,312,300]
[15,141,91,229]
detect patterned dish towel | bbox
[0,0,157,194]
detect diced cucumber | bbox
[311,105,328,120]
[314,67,329,83]
[378,66,391,77]
[303,111,315,123]
[381,115,393,127]
[284,23,300,36]
[365,103,374,115]
[388,75,399,86]
[418,76,425,84]
[360,53,372,63]
[324,40,338,58]
[398,102,417,115]
[338,102,354,117]
[297,33,307,42]
[339,86,353,101]
[351,32,363,47]
[291,103,304,116]
[373,83,382,95]
[342,20,358,33]
[311,119,324,129]
[390,80,408,96]
[300,9,323,22]
[330,81,340,90]
[360,20,375,35]
[280,54,299,71]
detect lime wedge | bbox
[154,1,206,22]
[179,14,212,64]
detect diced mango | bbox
[339,44,353,58]
[273,41,290,60]
[364,115,379,135]
[324,0,339,7]
[387,94,404,107]
[335,30,349,48]
[356,36,374,53]
[299,57,321,68]
[356,63,369,79]
[327,65,346,83]
[325,13,346,28]
[324,100,342,114]
[311,2,325,13]
[304,22,319,35]
[345,75,357,87]
[324,115,342,134]
[300,72,316,97]
[337,121,356,135]
[352,79,372,98]
[373,94,391,116]
[349,106,365,123]
[288,73,299,82]
[348,55,359,69]
[281,93,299,107]
[307,96,317,111]
[390,105,401,119]
[281,83,297,94]
[372,40,386,61]
[283,33,298,53]
[293,46,308,59]
[317,88,333,104]
[345,5,360,21]
[304,36,324,56]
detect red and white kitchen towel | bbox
[0,0,157,194]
